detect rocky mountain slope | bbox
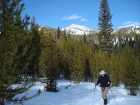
[39,24,140,35]
[61,24,98,35]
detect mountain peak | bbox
[118,24,140,29]
[61,24,140,35]
[38,24,140,35]
[114,25,140,34]
[61,24,98,35]
[69,24,87,28]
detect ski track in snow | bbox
[7,80,140,105]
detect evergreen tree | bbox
[70,39,85,82]
[63,29,67,40]
[109,55,121,86]
[83,32,87,43]
[0,0,29,99]
[135,34,140,58]
[13,14,30,83]
[60,35,74,79]
[27,17,41,79]
[122,43,139,95]
[56,27,61,41]
[89,33,99,52]
[39,32,59,81]
[98,0,113,56]
[84,43,94,82]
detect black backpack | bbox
[105,72,109,77]
[105,72,111,86]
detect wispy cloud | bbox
[62,14,82,20]
[62,14,87,21]
[123,21,133,25]
[119,21,140,28]
[81,18,88,21]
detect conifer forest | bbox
[0,0,140,102]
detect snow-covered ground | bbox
[7,80,140,105]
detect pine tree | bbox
[60,35,74,79]
[57,32,71,79]
[0,0,29,99]
[84,43,94,82]
[88,33,99,52]
[98,0,113,56]
[70,39,85,82]
[83,33,87,43]
[56,27,61,41]
[39,31,59,91]
[13,14,30,83]
[63,29,67,40]
[27,17,42,80]
[135,34,140,59]
[109,55,121,86]
[122,43,139,95]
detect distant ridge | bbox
[39,24,140,35]
[61,24,98,35]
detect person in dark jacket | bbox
[95,70,111,105]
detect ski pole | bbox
[93,85,96,98]
[109,87,118,105]
[90,85,96,105]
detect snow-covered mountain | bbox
[61,24,98,35]
[113,25,140,34]
[38,24,140,35]
[61,24,140,35]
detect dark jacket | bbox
[96,74,111,87]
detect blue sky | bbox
[21,0,140,29]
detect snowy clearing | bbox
[6,80,140,105]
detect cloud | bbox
[123,21,133,25]
[62,14,87,21]
[62,14,82,20]
[119,21,140,28]
[81,18,88,21]
[133,22,140,25]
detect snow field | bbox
[7,80,140,105]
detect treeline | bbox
[0,0,140,101]
[56,30,140,96]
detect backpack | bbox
[105,72,109,77]
[105,72,111,86]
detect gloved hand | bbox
[95,83,97,86]
[108,82,110,87]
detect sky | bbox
[21,0,140,29]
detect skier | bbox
[95,70,111,105]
